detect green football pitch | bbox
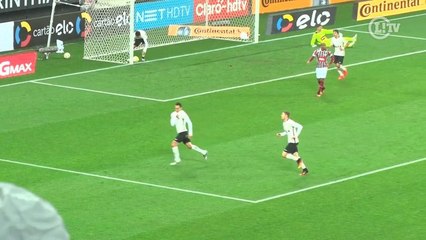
[1,3,425,239]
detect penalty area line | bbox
[31,81,165,102]
[0,158,255,204]
[343,29,426,41]
[163,49,426,101]
[254,157,426,203]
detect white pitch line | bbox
[255,157,426,203]
[344,29,426,41]
[28,49,426,102]
[31,81,165,102]
[1,156,425,204]
[0,158,255,203]
[162,49,426,101]
[0,12,424,90]
[340,12,426,30]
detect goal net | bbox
[83,0,135,64]
[83,0,260,64]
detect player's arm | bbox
[293,122,303,137]
[328,53,334,67]
[184,112,193,137]
[170,112,177,126]
[276,131,287,137]
[310,33,317,47]
[323,29,334,35]
[307,51,315,64]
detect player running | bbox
[331,29,349,80]
[170,102,208,165]
[276,111,309,176]
[311,26,357,48]
[307,43,334,97]
[134,30,148,62]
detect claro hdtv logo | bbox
[268,6,336,34]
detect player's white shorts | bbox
[316,67,328,79]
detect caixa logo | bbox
[75,12,92,37]
[269,7,337,34]
[15,21,32,47]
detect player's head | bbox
[281,111,290,121]
[135,31,141,37]
[320,43,327,50]
[175,102,182,112]
[333,29,340,38]
[316,26,323,33]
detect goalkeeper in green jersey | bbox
[310,26,357,48]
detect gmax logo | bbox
[0,51,37,79]
[268,7,336,34]
[368,16,400,40]
[0,61,32,77]
[75,11,92,37]
[15,21,32,47]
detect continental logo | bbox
[168,25,250,39]
[355,0,426,21]
[262,0,296,7]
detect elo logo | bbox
[276,14,294,32]
[76,12,92,37]
[269,7,336,34]
[15,21,32,47]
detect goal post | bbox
[83,0,260,64]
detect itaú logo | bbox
[276,14,293,32]
[75,12,92,37]
[15,21,32,47]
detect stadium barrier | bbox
[0,11,89,53]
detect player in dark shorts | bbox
[277,111,309,176]
[174,131,191,144]
[170,102,208,165]
[284,143,299,155]
[334,55,344,65]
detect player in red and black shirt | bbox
[307,43,334,97]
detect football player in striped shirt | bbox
[311,26,357,48]
[307,43,334,97]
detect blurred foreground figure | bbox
[0,183,69,240]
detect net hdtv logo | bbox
[0,51,37,79]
